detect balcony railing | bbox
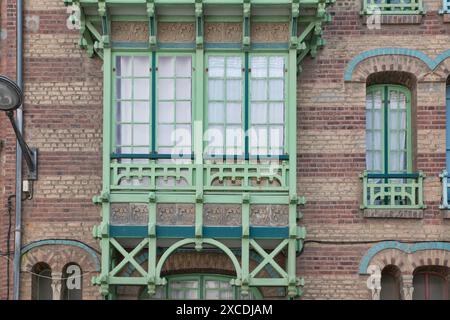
[110,159,290,192]
[361,171,425,209]
[440,170,449,209]
[362,0,424,15]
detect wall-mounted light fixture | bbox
[0,75,38,180]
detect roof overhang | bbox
[64,0,334,71]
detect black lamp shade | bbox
[0,75,23,112]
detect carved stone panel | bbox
[251,23,289,43]
[157,22,195,42]
[157,204,195,225]
[204,204,241,226]
[204,23,242,43]
[251,205,288,226]
[111,203,149,226]
[111,22,149,42]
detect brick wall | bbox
[1,0,450,300]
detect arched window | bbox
[413,266,449,300]
[380,265,401,300]
[61,263,82,300]
[366,84,412,175]
[31,263,52,300]
[140,274,262,300]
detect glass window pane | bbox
[251,56,267,78]
[133,56,150,77]
[176,102,191,123]
[270,125,284,149]
[269,56,284,77]
[269,103,284,124]
[209,103,225,123]
[227,80,242,101]
[117,79,132,100]
[159,56,175,77]
[207,125,225,148]
[380,274,400,300]
[117,124,132,145]
[251,80,267,101]
[158,125,174,146]
[209,56,225,77]
[158,102,174,123]
[174,124,191,147]
[226,57,242,78]
[429,274,445,300]
[226,103,241,124]
[413,274,426,300]
[269,79,284,100]
[133,124,149,145]
[117,56,132,77]
[176,56,192,77]
[158,79,174,100]
[134,79,150,100]
[117,102,132,123]
[134,102,150,123]
[226,126,243,148]
[176,79,191,100]
[209,80,224,101]
[251,103,268,124]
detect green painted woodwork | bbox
[140,274,263,300]
[66,0,334,300]
[361,85,423,209]
[362,0,424,15]
[361,170,425,209]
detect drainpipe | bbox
[13,0,23,301]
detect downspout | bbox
[13,0,23,301]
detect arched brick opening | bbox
[21,244,100,300]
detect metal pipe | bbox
[6,111,35,174]
[13,0,23,301]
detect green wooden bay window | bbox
[362,0,423,15]
[362,84,424,209]
[68,0,334,300]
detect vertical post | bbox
[287,2,300,298]
[147,192,157,295]
[241,193,250,296]
[194,1,204,250]
[99,47,113,298]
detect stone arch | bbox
[20,241,101,300]
[344,48,449,83]
[359,241,450,275]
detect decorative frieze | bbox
[111,203,148,225]
[251,23,289,43]
[157,204,195,225]
[157,22,195,42]
[111,22,149,42]
[204,204,241,226]
[251,205,289,226]
[204,23,242,43]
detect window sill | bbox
[362,14,423,25]
[362,208,424,219]
[443,211,450,219]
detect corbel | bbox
[195,0,204,48]
[290,0,300,49]
[92,190,110,205]
[242,0,251,51]
[147,0,157,50]
[98,0,110,48]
